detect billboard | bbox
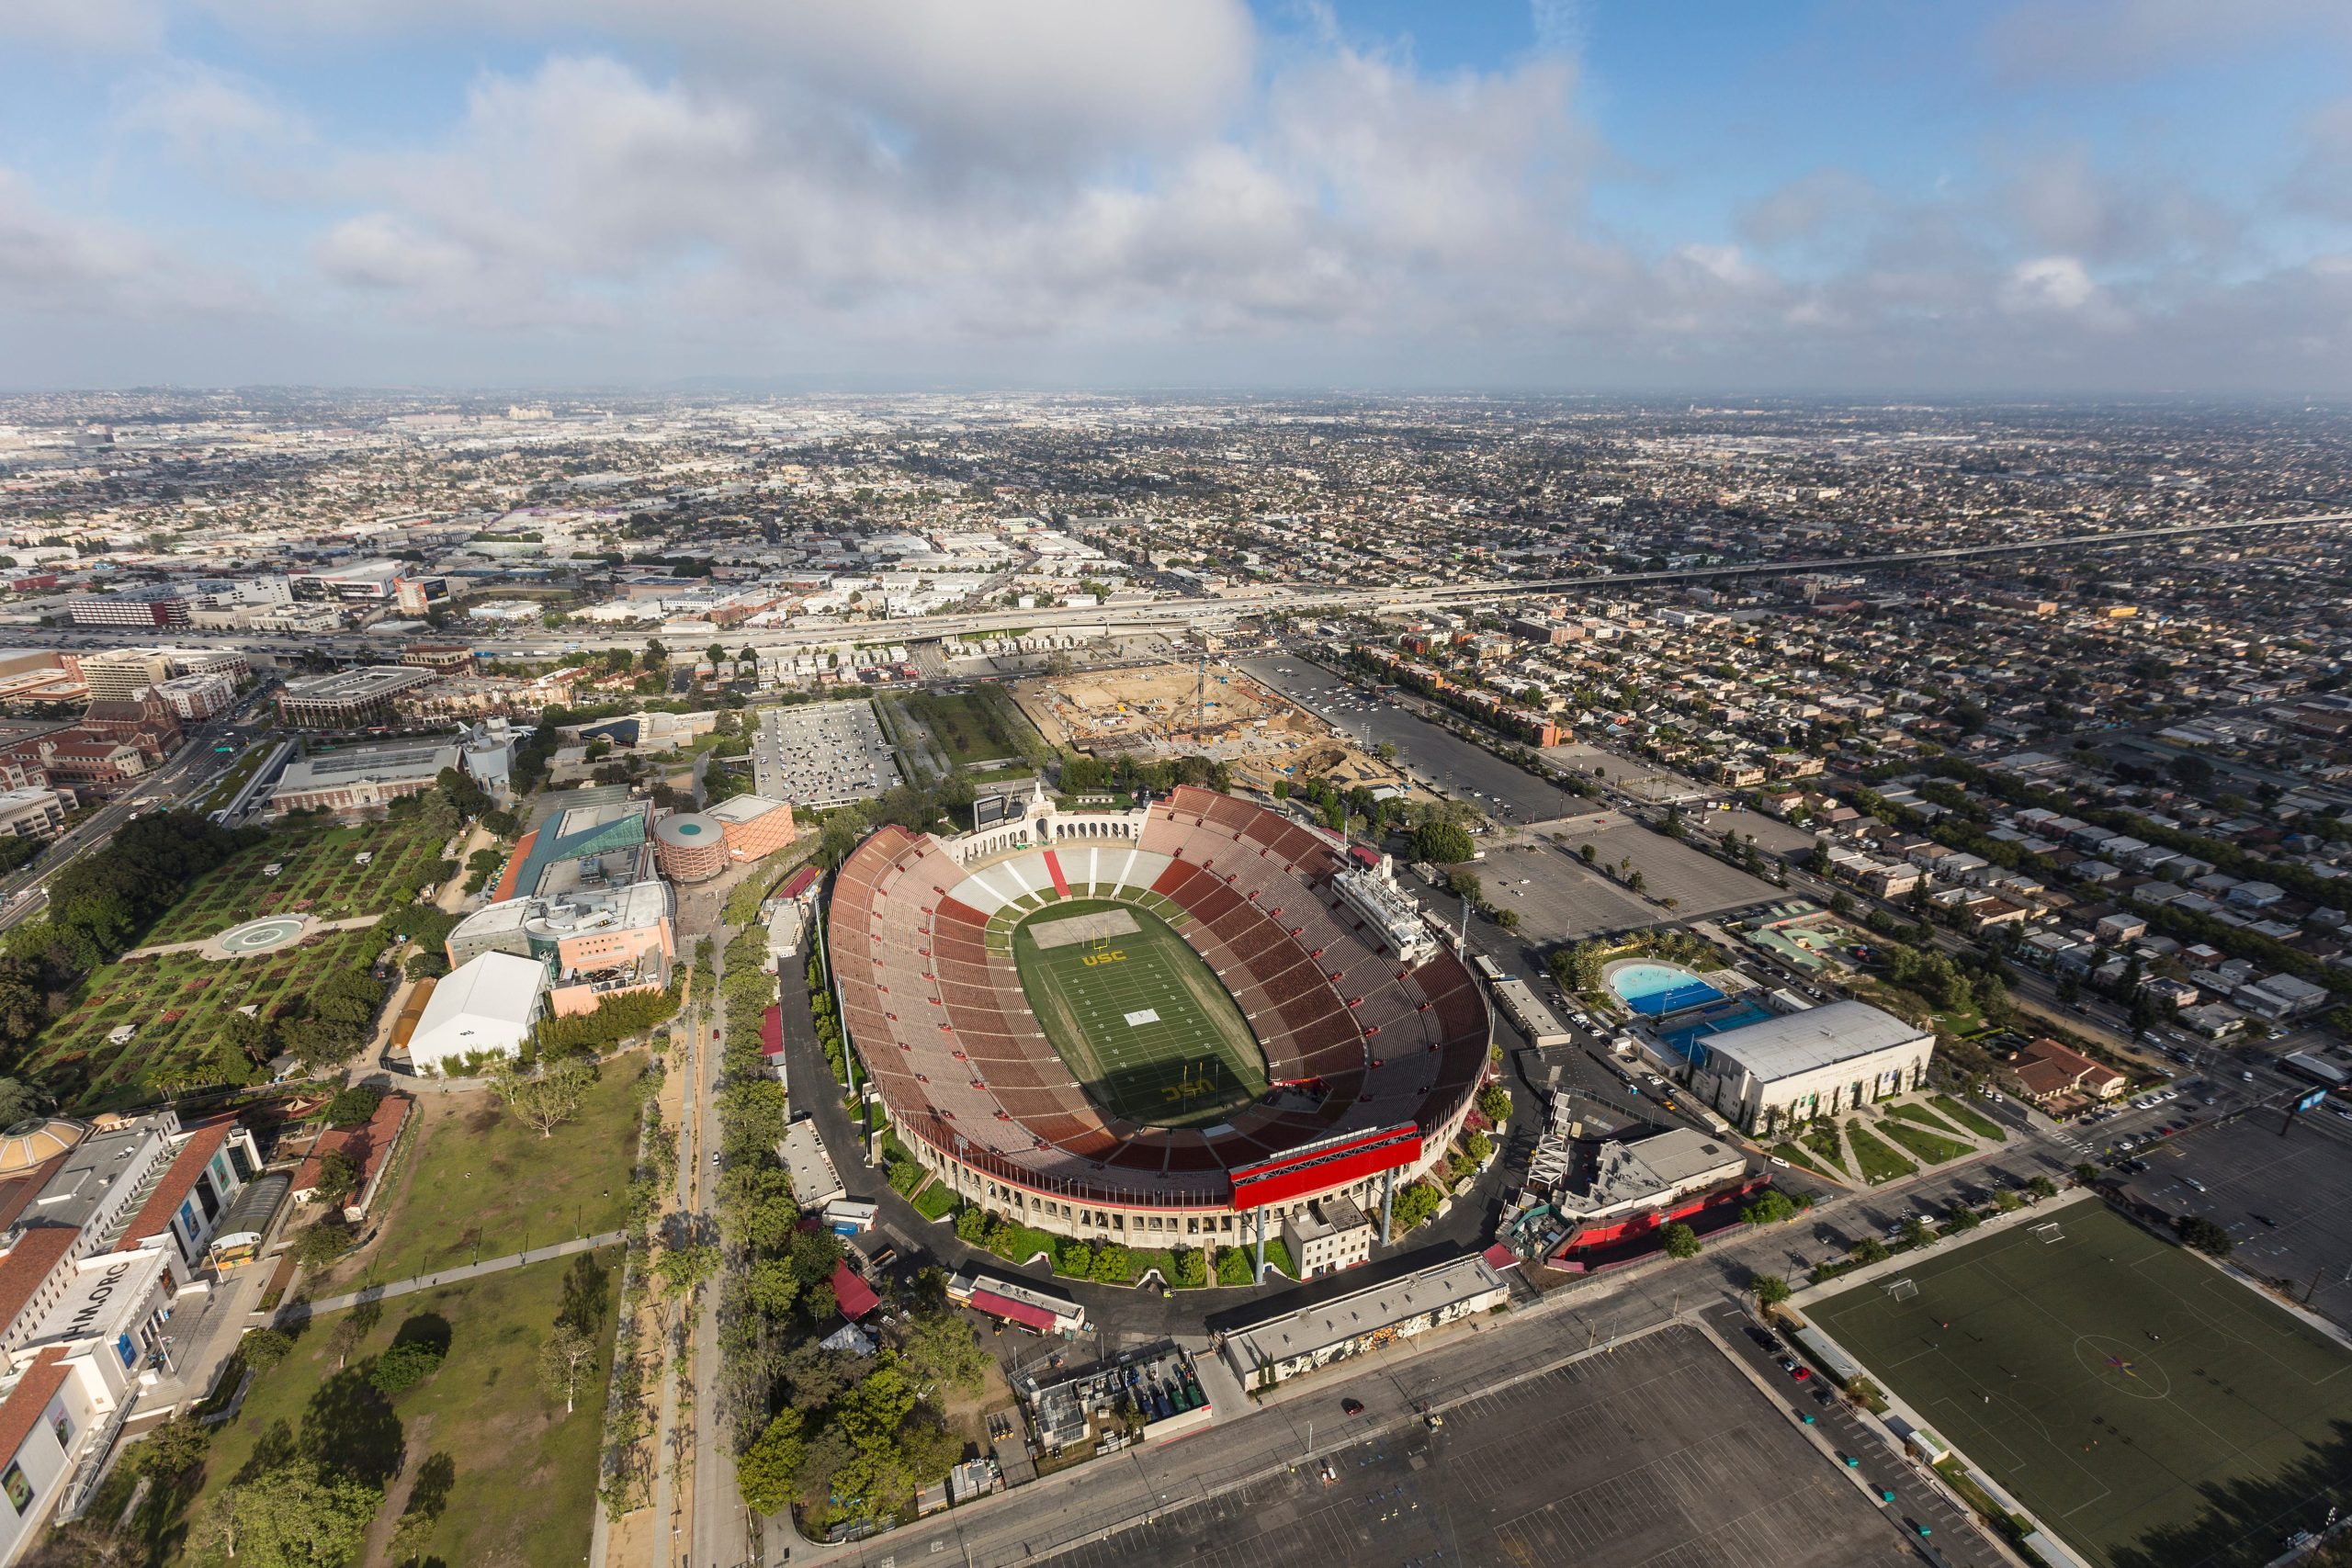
[2297,1087,2330,1113]
[973,793,1011,829]
[1228,1123,1421,1210]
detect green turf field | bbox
[1811,1203,2352,1568]
[1012,898,1268,1128]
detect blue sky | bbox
[2,0,2350,391]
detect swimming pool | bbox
[1657,998,1776,1061]
[1609,962,1725,1017]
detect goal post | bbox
[1884,1278,1919,1303]
[2032,1221,2065,1245]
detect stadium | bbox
[827,785,1490,1251]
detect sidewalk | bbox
[289,1230,628,1318]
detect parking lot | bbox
[1458,840,1657,942]
[1544,814,1784,920]
[2113,1103,2352,1329]
[755,699,901,806]
[1239,659,1584,823]
[1055,1325,1910,1568]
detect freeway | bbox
[3,512,2340,667]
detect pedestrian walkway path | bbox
[119,913,379,961]
[291,1229,628,1318]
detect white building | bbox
[1693,1001,1928,1133]
[1282,1196,1375,1280]
[1684,1000,1932,1136]
[1221,1252,1508,1387]
[0,791,62,841]
[406,951,548,1074]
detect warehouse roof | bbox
[1697,999,1927,1080]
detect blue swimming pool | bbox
[1657,998,1776,1061]
[1609,962,1725,1017]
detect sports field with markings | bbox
[1013,898,1268,1128]
[1812,1202,2352,1567]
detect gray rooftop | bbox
[1227,1252,1505,1368]
[1698,999,1927,1080]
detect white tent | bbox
[408,951,548,1073]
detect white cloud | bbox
[113,62,307,165]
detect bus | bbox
[1472,954,1506,983]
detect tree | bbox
[526,1322,599,1416]
[193,1460,380,1568]
[239,1328,294,1373]
[0,1077,40,1127]
[311,1149,362,1208]
[953,1204,989,1245]
[2177,1214,2234,1258]
[1477,1083,1511,1124]
[489,1055,596,1138]
[1749,1273,1792,1312]
[1089,1244,1132,1285]
[1741,1190,1802,1226]
[2028,1174,2059,1199]
[124,1412,211,1478]
[292,1222,351,1273]
[736,1407,806,1516]
[1851,1236,1891,1265]
[1409,818,1476,865]
[898,1312,989,1399]
[1900,1216,1934,1248]
[1660,1223,1701,1259]
[655,1242,719,1323]
[369,1339,446,1394]
[1388,1179,1442,1238]
[1943,1202,1983,1233]
[707,642,727,666]
[322,1086,382,1127]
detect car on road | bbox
[1341,1397,1364,1415]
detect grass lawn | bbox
[1770,1142,1833,1179]
[1012,899,1267,1128]
[901,689,1030,766]
[155,1251,621,1568]
[28,930,381,1111]
[1813,1206,2352,1568]
[333,1066,643,1287]
[1888,1101,1962,1135]
[144,817,451,945]
[911,1182,960,1222]
[1843,1120,1917,1184]
[1877,1116,1973,1166]
[1932,1094,2008,1141]
[1798,1121,1848,1170]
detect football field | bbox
[1013,899,1269,1128]
[1810,1202,2352,1568]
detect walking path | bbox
[119,913,379,962]
[291,1230,628,1317]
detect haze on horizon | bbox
[4,0,2352,395]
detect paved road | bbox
[8,514,2338,667]
[1238,657,1582,824]
[296,1231,628,1316]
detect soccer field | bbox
[1013,899,1269,1129]
[1811,1203,2352,1568]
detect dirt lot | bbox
[1014,660,1402,794]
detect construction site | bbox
[1011,660,1407,795]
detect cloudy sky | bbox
[4,0,2351,393]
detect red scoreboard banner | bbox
[1227,1123,1422,1210]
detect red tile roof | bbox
[0,1347,70,1468]
[0,1228,80,1335]
[292,1095,412,1208]
[113,1118,236,1255]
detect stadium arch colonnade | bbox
[827,786,1491,1249]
